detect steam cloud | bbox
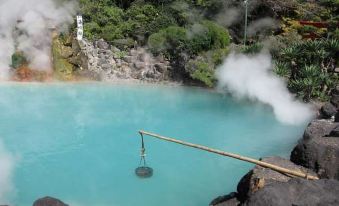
[0,140,15,203]
[0,0,77,79]
[248,17,279,37]
[215,7,241,27]
[216,52,315,125]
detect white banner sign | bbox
[76,15,83,41]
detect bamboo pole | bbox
[139,130,319,180]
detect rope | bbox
[139,132,147,166]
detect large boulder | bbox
[331,86,339,108]
[95,39,110,50]
[302,119,337,140]
[291,120,339,179]
[331,94,339,108]
[210,192,240,206]
[244,178,339,206]
[320,103,337,119]
[33,197,68,206]
[236,156,316,202]
[330,125,339,137]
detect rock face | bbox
[210,192,240,206]
[321,102,337,118]
[75,38,173,82]
[330,125,339,137]
[331,86,339,108]
[33,197,68,206]
[291,119,339,179]
[236,156,316,202]
[244,178,339,206]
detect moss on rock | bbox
[52,36,75,81]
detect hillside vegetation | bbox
[78,0,338,101]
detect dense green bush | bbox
[148,26,188,57]
[184,48,228,87]
[148,21,230,57]
[274,39,339,101]
[11,52,27,69]
[186,58,215,87]
[201,20,230,49]
[241,43,264,54]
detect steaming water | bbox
[0,83,306,206]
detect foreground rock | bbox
[331,85,339,108]
[33,197,68,206]
[236,156,316,202]
[210,192,240,206]
[291,119,339,179]
[321,102,337,119]
[210,157,316,205]
[244,178,339,206]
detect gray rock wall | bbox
[78,39,173,82]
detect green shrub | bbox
[201,20,230,49]
[148,32,167,54]
[148,21,231,57]
[101,24,124,42]
[96,6,124,26]
[275,39,339,101]
[148,26,188,57]
[186,58,215,87]
[146,14,177,34]
[11,52,27,69]
[210,48,229,65]
[241,43,263,54]
[84,22,102,40]
[274,61,290,78]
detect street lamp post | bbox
[244,0,249,46]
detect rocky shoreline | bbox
[210,85,339,206]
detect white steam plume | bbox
[215,7,241,28]
[248,17,280,37]
[216,52,315,125]
[0,0,77,79]
[0,140,16,203]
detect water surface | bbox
[0,83,305,205]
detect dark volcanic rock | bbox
[210,192,240,206]
[302,119,337,140]
[331,94,339,108]
[321,103,337,118]
[236,156,315,202]
[244,178,339,206]
[96,39,109,50]
[33,197,68,206]
[336,112,339,122]
[291,120,339,179]
[329,125,339,137]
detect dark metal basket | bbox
[135,166,153,178]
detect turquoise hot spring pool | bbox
[0,83,306,206]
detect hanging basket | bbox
[135,166,153,178]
